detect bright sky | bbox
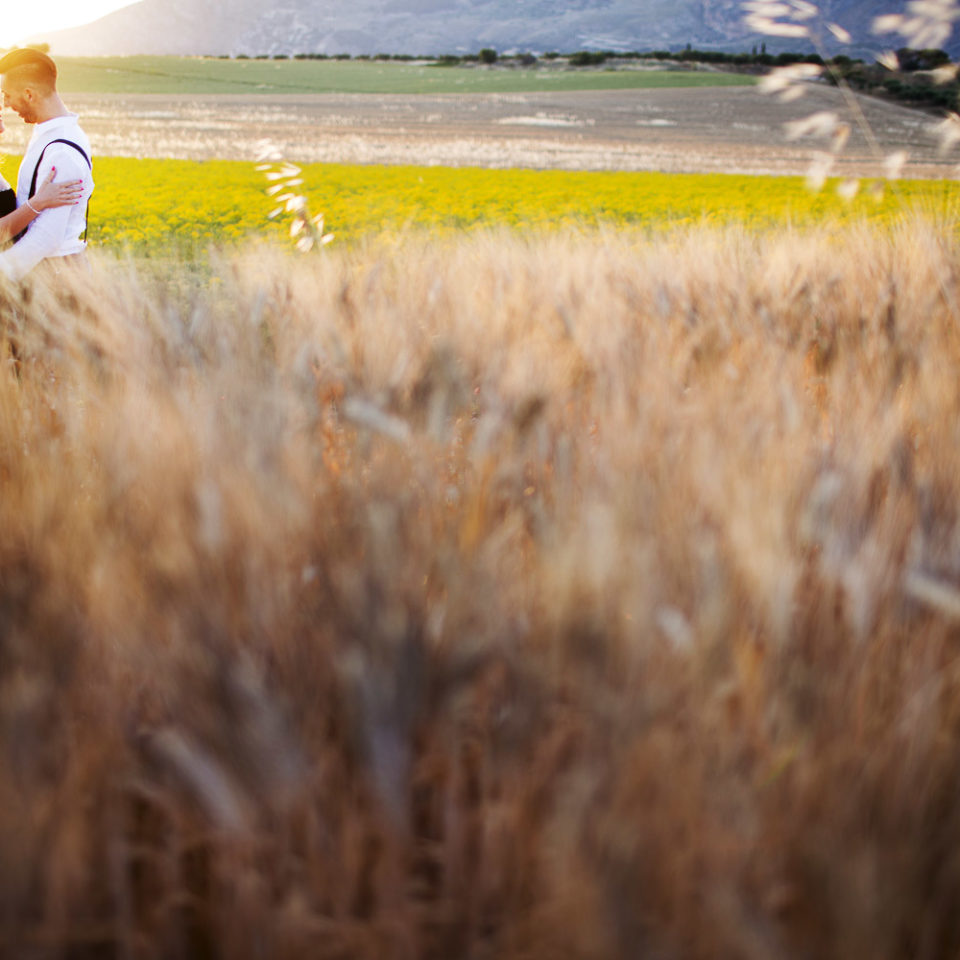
[0,0,140,49]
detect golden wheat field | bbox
[1,218,960,958]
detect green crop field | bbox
[53,55,756,95]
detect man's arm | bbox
[0,149,90,282]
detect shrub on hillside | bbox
[897,46,951,71]
[569,50,608,67]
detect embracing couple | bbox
[0,47,93,282]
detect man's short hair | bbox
[0,48,58,92]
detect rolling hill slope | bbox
[35,0,940,60]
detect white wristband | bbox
[26,197,40,215]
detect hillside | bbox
[34,0,937,60]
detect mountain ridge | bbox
[34,0,950,61]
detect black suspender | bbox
[13,138,93,245]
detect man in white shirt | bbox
[0,48,94,282]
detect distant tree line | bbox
[212,43,959,112]
[218,46,947,72]
[218,47,826,67]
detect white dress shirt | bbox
[0,113,94,281]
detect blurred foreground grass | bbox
[1,221,960,956]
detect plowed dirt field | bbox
[1,83,950,177]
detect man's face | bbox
[1,76,36,124]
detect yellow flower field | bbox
[4,155,959,252]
